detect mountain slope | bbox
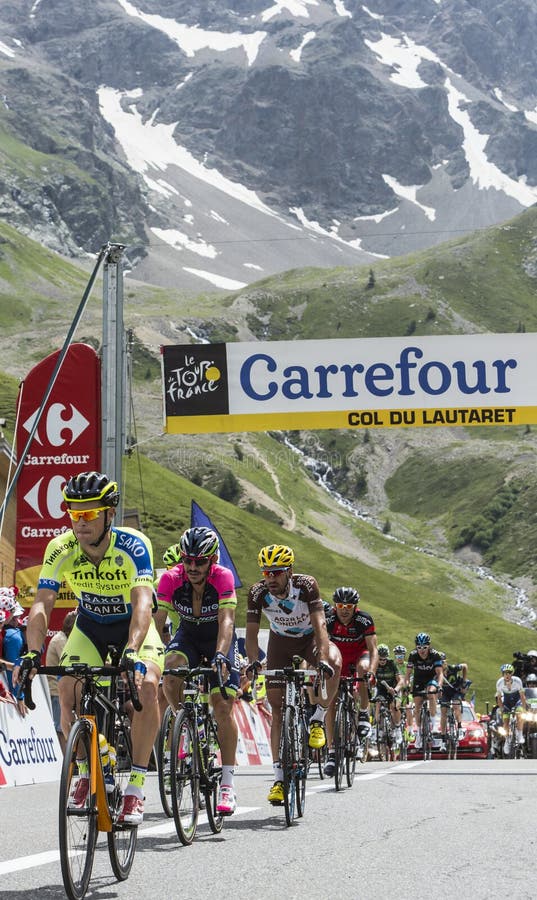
[1,0,537,289]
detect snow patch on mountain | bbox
[117,0,266,66]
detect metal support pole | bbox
[101,243,126,524]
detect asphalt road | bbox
[1,759,535,899]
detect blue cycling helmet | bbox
[415,632,431,647]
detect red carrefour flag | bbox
[15,343,101,613]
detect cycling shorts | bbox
[440,683,464,707]
[502,697,523,714]
[165,629,240,696]
[60,617,165,673]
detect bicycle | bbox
[374,689,396,762]
[333,675,358,791]
[444,698,463,759]
[502,707,524,759]
[265,666,325,826]
[414,689,437,760]
[23,655,139,900]
[163,663,225,845]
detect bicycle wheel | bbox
[201,715,223,834]
[59,719,98,900]
[315,742,327,779]
[295,713,308,817]
[281,706,298,826]
[377,711,390,761]
[399,729,408,761]
[157,706,174,818]
[446,715,458,760]
[422,711,432,760]
[170,710,199,845]
[334,700,346,791]
[345,705,358,787]
[107,713,137,881]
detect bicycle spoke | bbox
[157,706,175,818]
[170,711,199,845]
[59,720,97,900]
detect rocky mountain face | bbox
[0,0,536,289]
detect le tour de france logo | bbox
[163,343,230,417]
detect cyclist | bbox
[439,654,469,746]
[374,643,404,745]
[393,643,413,733]
[496,663,527,753]
[245,544,341,804]
[321,587,377,775]
[155,526,240,816]
[405,632,443,748]
[13,471,165,825]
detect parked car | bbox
[407,701,488,759]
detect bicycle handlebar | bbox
[164,663,228,699]
[21,663,143,712]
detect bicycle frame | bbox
[265,666,318,826]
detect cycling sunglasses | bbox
[263,568,289,577]
[182,555,211,566]
[335,602,356,609]
[67,506,109,522]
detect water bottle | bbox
[99,733,116,794]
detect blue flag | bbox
[190,500,242,588]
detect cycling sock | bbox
[221,765,235,788]
[310,704,327,723]
[77,760,89,776]
[126,765,146,797]
[273,761,283,782]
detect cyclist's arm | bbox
[153,606,168,643]
[29,586,58,651]
[404,663,413,688]
[365,633,378,675]
[245,617,260,664]
[126,585,154,653]
[310,608,330,663]
[215,605,235,657]
[434,662,444,688]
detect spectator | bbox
[0,587,26,690]
[45,609,77,754]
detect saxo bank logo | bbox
[163,344,229,417]
[23,404,91,520]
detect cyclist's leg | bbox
[120,621,165,824]
[162,629,195,709]
[130,621,164,767]
[413,696,423,745]
[58,622,104,741]
[206,635,240,813]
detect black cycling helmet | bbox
[63,471,120,507]
[332,586,360,606]
[415,632,431,647]
[179,526,219,558]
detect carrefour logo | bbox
[239,345,517,404]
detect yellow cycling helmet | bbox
[258,544,294,569]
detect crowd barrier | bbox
[0,668,273,787]
[0,672,62,787]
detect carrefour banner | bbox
[161,334,537,434]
